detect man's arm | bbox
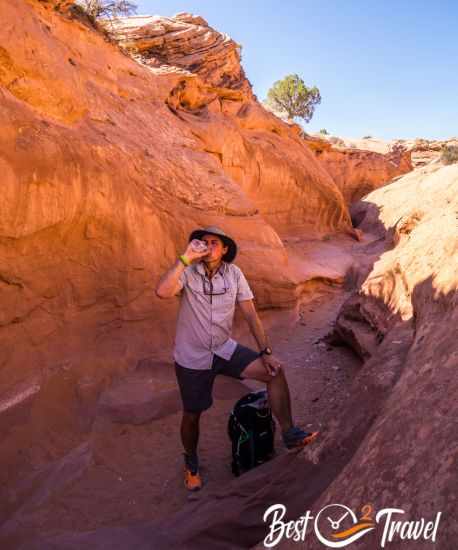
[155,242,208,299]
[237,299,271,351]
[155,259,186,299]
[238,299,282,376]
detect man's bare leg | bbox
[181,411,201,471]
[242,357,319,448]
[180,411,203,490]
[241,358,293,432]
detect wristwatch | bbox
[259,347,273,357]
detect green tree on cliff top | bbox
[266,74,321,123]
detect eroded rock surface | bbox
[315,133,458,168]
[304,136,412,203]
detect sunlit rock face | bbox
[107,13,251,94]
[304,135,413,203]
[314,133,458,169]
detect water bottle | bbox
[190,239,208,253]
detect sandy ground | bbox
[1,233,373,546]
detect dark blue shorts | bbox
[174,344,260,413]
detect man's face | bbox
[201,234,228,263]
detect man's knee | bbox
[242,357,284,383]
[266,363,286,383]
[274,364,285,377]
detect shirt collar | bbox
[194,261,227,278]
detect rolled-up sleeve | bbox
[236,268,254,302]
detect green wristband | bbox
[179,254,191,266]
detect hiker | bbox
[155,226,318,491]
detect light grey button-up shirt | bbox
[173,261,254,370]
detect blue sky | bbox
[136,1,457,140]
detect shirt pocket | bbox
[215,287,236,308]
[186,277,205,296]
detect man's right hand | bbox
[182,242,210,264]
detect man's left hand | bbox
[261,354,282,377]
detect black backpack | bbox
[227,390,276,476]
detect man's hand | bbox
[156,242,208,299]
[182,241,210,264]
[261,354,282,377]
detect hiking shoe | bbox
[282,426,319,450]
[184,467,203,491]
[183,452,202,491]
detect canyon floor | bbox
[2,231,375,546]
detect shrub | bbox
[75,0,137,22]
[319,128,329,135]
[362,135,372,139]
[265,74,321,123]
[441,145,458,165]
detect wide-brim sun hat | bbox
[188,226,237,263]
